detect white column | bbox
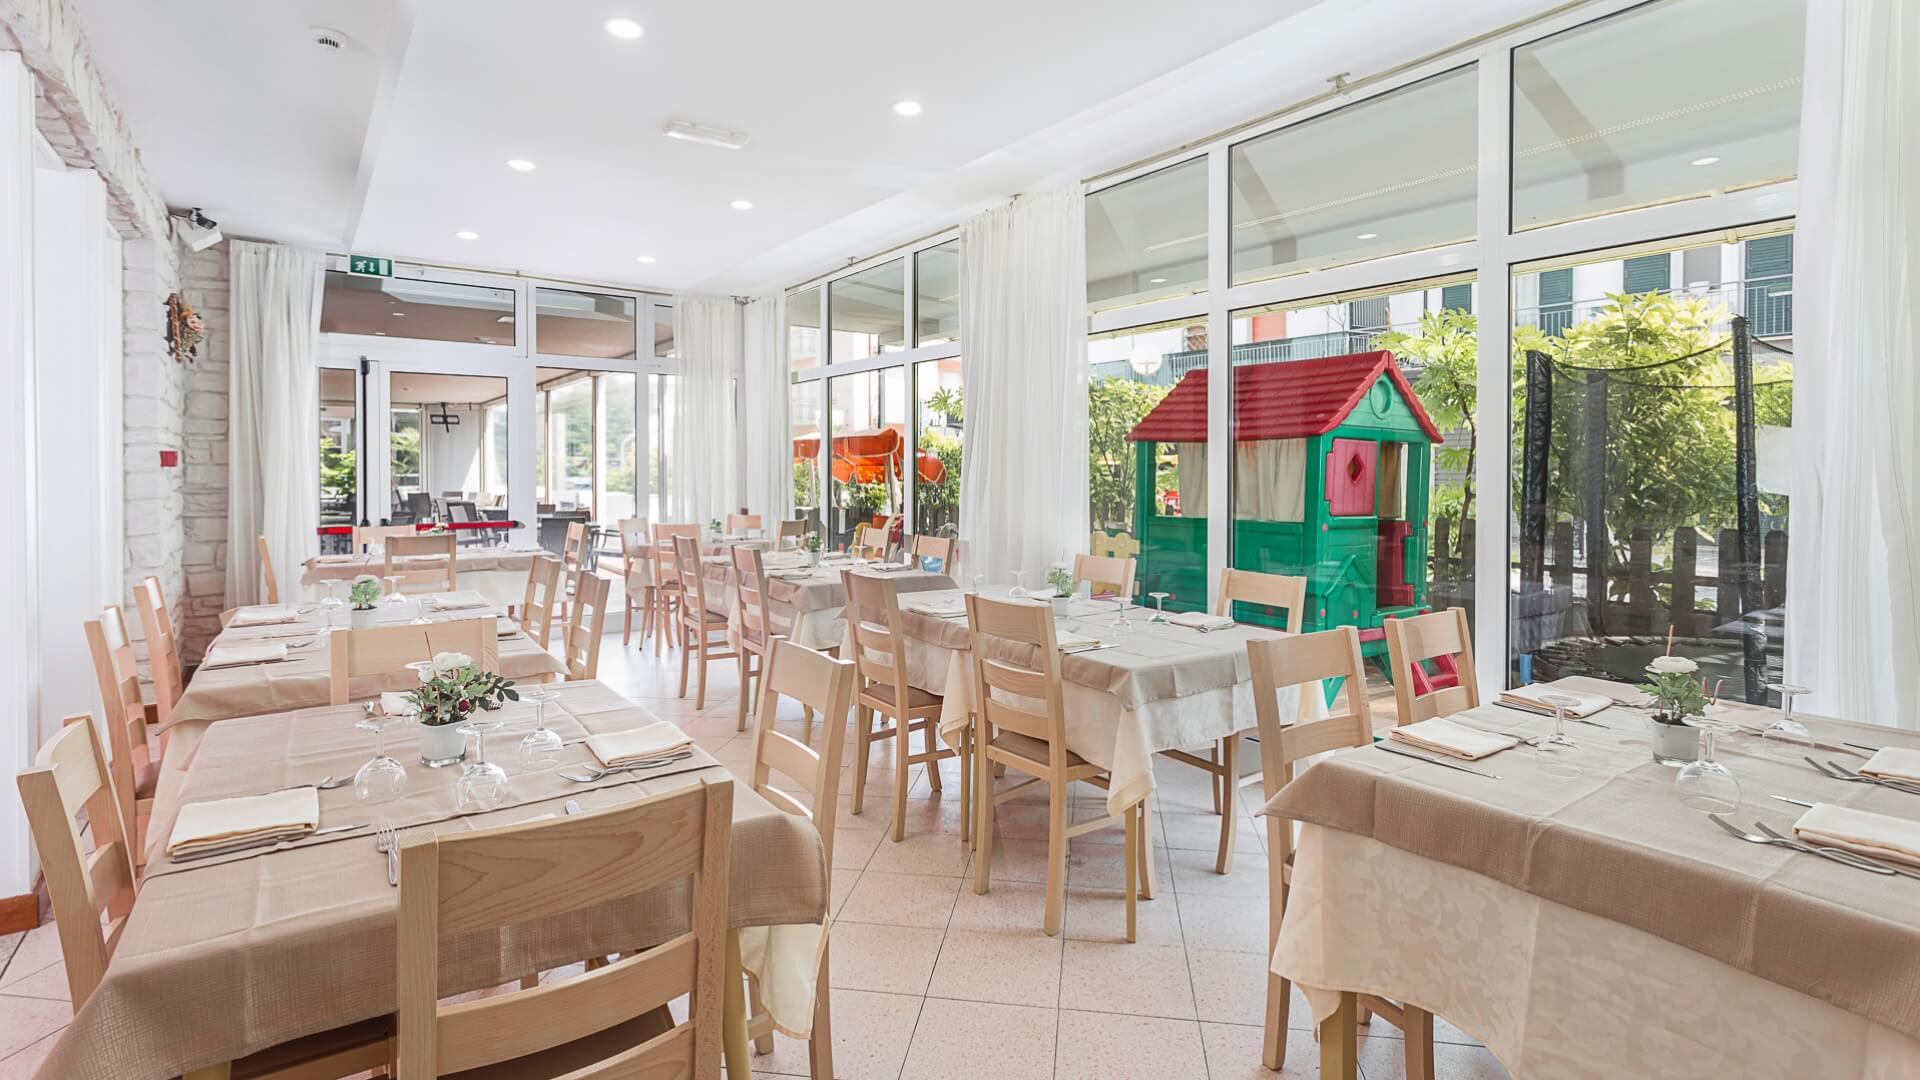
[1204,146,1231,606]
[1472,44,1515,693]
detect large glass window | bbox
[826,367,907,548]
[1511,0,1805,231]
[533,368,639,523]
[1508,234,1794,703]
[1230,66,1477,285]
[1087,158,1208,313]
[387,372,507,535]
[913,359,963,537]
[1087,319,1208,607]
[535,287,636,360]
[788,285,822,372]
[318,368,357,552]
[648,373,676,522]
[915,241,960,346]
[790,381,824,539]
[320,272,518,345]
[830,258,906,363]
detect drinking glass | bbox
[1759,682,1813,759]
[317,580,346,637]
[353,709,407,803]
[968,574,984,595]
[1110,594,1134,629]
[1533,692,1583,778]
[517,689,563,772]
[455,718,509,811]
[1148,592,1172,623]
[1009,571,1027,599]
[381,574,406,607]
[406,659,436,684]
[1676,715,1741,813]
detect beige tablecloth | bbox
[1265,678,1920,1048]
[703,555,954,650]
[45,680,829,1080]
[301,547,548,584]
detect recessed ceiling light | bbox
[455,230,478,240]
[1356,232,1379,240]
[1691,156,1721,166]
[1148,277,1167,284]
[636,255,657,264]
[729,199,753,211]
[604,17,643,39]
[391,311,406,317]
[506,158,536,171]
[892,100,923,117]
[374,331,387,336]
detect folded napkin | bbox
[505,544,547,554]
[1388,717,1520,761]
[1860,747,1920,786]
[199,641,289,669]
[1167,611,1236,632]
[425,592,491,611]
[865,563,917,574]
[1497,684,1611,718]
[312,554,359,565]
[1056,633,1106,654]
[1023,586,1061,600]
[496,616,520,637]
[167,786,320,858]
[904,595,967,617]
[379,691,420,716]
[228,606,301,628]
[586,722,695,768]
[1794,802,1920,869]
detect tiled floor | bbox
[0,631,1510,1080]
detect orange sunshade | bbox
[793,426,947,485]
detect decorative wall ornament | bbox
[165,292,203,362]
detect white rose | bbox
[1647,655,1698,675]
[432,650,473,674]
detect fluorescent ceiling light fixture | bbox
[729,199,753,211]
[506,158,536,171]
[662,120,749,150]
[892,100,923,117]
[391,312,407,317]
[1691,156,1721,166]
[636,255,657,264]
[1148,277,1168,284]
[1355,232,1379,240]
[455,230,479,240]
[604,17,643,39]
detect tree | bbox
[1088,375,1170,535]
[1375,308,1478,527]
[927,387,964,426]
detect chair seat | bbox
[445,1014,670,1080]
[991,729,1088,769]
[231,1016,392,1079]
[860,681,941,712]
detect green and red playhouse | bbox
[1124,350,1443,662]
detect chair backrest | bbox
[616,517,652,586]
[16,715,137,1010]
[777,518,809,548]
[1246,627,1373,872]
[405,491,435,522]
[328,619,498,705]
[562,521,589,572]
[396,780,733,1079]
[849,518,895,559]
[727,513,762,534]
[84,608,154,865]
[842,571,913,712]
[520,555,565,650]
[255,534,280,605]
[1383,607,1479,724]
[750,640,855,868]
[448,501,478,524]
[911,534,956,574]
[730,546,770,646]
[962,593,1070,769]
[1072,553,1136,600]
[673,535,713,623]
[386,532,458,592]
[131,577,183,723]
[653,524,700,588]
[1215,568,1306,633]
[562,570,613,680]
[354,523,417,552]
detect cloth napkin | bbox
[1793,803,1920,869]
[379,691,420,716]
[1056,633,1105,654]
[1388,717,1521,761]
[904,595,966,617]
[312,554,359,565]
[1859,747,1920,786]
[199,641,289,669]
[425,592,491,610]
[1497,684,1612,718]
[586,722,694,768]
[1168,611,1236,632]
[166,787,320,858]
[228,606,300,627]
[496,616,520,637]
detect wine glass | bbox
[455,718,509,811]
[968,574,984,595]
[1110,594,1135,629]
[1009,570,1027,599]
[517,689,563,772]
[381,574,406,607]
[317,580,346,638]
[353,706,408,803]
[1676,714,1742,813]
[1148,592,1172,623]
[1759,682,1813,758]
[1533,692,1583,778]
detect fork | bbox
[376,822,398,887]
[1706,814,1896,875]
[1751,820,1920,881]
[1806,756,1920,796]
[559,751,696,783]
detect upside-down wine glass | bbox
[1676,712,1742,813]
[1110,593,1135,629]
[517,689,563,771]
[455,717,509,811]
[381,573,406,607]
[317,579,346,638]
[353,706,408,803]
[1148,592,1172,623]
[1759,682,1813,759]
[1009,570,1027,599]
[1533,692,1584,779]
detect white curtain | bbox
[957,189,1089,585]
[740,294,789,524]
[669,294,741,525]
[227,240,321,606]
[1787,0,1920,727]
[1233,440,1307,522]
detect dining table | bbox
[42,679,830,1080]
[301,544,552,608]
[701,551,956,650]
[1265,675,1920,1079]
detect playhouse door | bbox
[1325,439,1378,517]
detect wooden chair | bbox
[1383,607,1479,724]
[731,544,774,732]
[562,520,589,574]
[385,532,457,594]
[255,534,280,605]
[328,620,497,705]
[132,576,184,729]
[727,512,762,535]
[1249,627,1434,1078]
[519,555,565,652]
[1071,552,1136,600]
[615,518,656,647]
[674,535,736,710]
[651,524,701,655]
[1158,567,1308,874]
[395,780,733,1079]
[848,517,895,559]
[742,639,855,1074]
[777,518,809,549]
[84,608,159,872]
[844,571,967,843]
[561,570,613,681]
[352,523,417,551]
[910,534,957,574]
[966,592,1142,939]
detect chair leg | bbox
[736,652,751,732]
[1215,735,1239,876]
[1402,1006,1436,1080]
[807,937,834,1080]
[851,708,871,816]
[694,636,709,710]
[891,719,909,842]
[1124,804,1139,944]
[972,750,995,897]
[747,974,774,1055]
[677,625,692,698]
[958,726,972,847]
[924,723,944,793]
[623,595,634,646]
[1209,742,1224,814]
[1042,778,1068,936]
[1137,796,1157,900]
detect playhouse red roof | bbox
[1125,350,1443,444]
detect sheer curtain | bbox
[227,240,321,606]
[957,189,1089,585]
[669,294,741,525]
[1787,0,1920,726]
[740,294,789,523]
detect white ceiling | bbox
[72,0,1570,297]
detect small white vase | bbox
[1649,717,1700,767]
[1050,595,1070,616]
[808,551,820,568]
[349,606,378,630]
[417,720,467,768]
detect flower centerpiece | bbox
[1640,655,1708,765]
[348,574,383,629]
[406,651,519,766]
[709,517,724,537]
[1046,565,1074,613]
[804,530,823,567]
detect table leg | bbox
[1137,794,1157,900]
[724,930,753,1078]
[1318,991,1358,1080]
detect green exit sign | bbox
[348,255,391,277]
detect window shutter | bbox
[1440,283,1473,312]
[1537,268,1574,337]
[1623,254,1670,295]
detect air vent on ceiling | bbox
[311,27,347,51]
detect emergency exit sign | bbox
[348,255,391,277]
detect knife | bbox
[1372,743,1500,780]
[1771,794,1814,809]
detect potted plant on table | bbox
[405,651,519,767]
[805,531,823,568]
[1640,655,1708,765]
[1046,565,1074,614]
[348,575,383,629]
